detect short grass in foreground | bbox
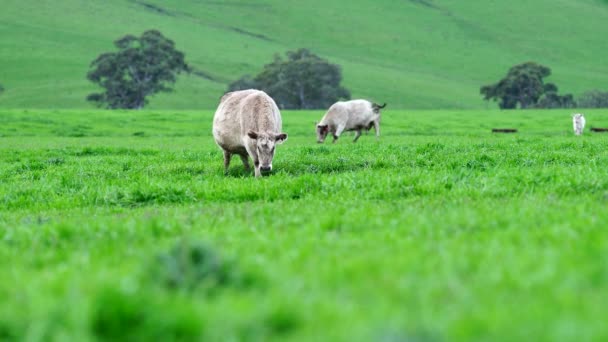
[1,109,608,341]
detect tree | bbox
[480,62,556,109]
[86,30,190,109]
[228,48,350,109]
[536,92,576,109]
[577,90,608,108]
[0,84,4,96]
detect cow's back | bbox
[239,91,282,135]
[321,101,349,125]
[213,89,256,152]
[344,100,375,128]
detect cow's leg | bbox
[333,125,345,143]
[353,129,362,142]
[250,150,261,177]
[373,120,380,140]
[253,159,261,178]
[223,150,232,174]
[245,145,261,178]
[239,153,251,172]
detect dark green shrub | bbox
[577,90,608,108]
[150,240,247,292]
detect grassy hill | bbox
[1,0,607,109]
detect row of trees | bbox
[480,62,577,109]
[85,30,350,110]
[480,61,608,109]
[578,90,608,108]
[80,30,607,110]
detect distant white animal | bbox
[213,89,288,177]
[572,113,586,136]
[316,100,386,143]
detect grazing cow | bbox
[572,113,586,136]
[316,100,386,143]
[213,89,288,177]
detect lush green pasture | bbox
[1,0,608,109]
[1,109,608,341]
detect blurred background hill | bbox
[1,0,607,109]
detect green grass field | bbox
[1,109,608,341]
[1,0,608,109]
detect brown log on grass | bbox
[491,128,518,133]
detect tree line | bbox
[83,30,350,110]
[5,29,606,110]
[479,61,607,109]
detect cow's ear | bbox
[275,133,288,144]
[247,130,259,139]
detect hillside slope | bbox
[0,0,607,109]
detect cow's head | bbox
[247,131,287,172]
[316,124,329,143]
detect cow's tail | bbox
[375,103,387,109]
[372,102,387,112]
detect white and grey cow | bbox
[213,89,288,177]
[572,113,586,136]
[316,100,386,143]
